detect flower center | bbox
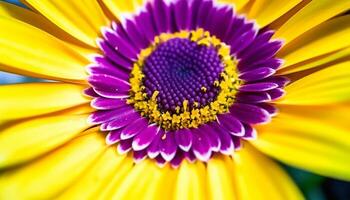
[144,38,222,112]
[127,29,241,130]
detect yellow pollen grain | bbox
[214,80,220,87]
[175,106,181,113]
[193,102,199,107]
[183,100,189,111]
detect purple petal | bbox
[152,0,170,33]
[240,41,282,66]
[124,19,149,50]
[160,132,177,162]
[232,136,242,150]
[93,87,129,99]
[84,87,99,98]
[217,114,245,136]
[91,97,127,110]
[200,5,215,31]
[133,150,148,163]
[262,76,290,87]
[174,129,193,152]
[230,103,271,124]
[167,4,178,33]
[237,30,275,59]
[196,0,213,28]
[97,40,133,69]
[208,6,234,40]
[134,11,157,43]
[174,0,190,30]
[170,152,184,168]
[155,156,166,167]
[93,56,131,73]
[132,125,160,151]
[189,0,202,29]
[88,106,133,124]
[102,28,138,60]
[117,139,132,154]
[240,58,283,72]
[121,117,148,140]
[254,40,283,60]
[239,67,276,82]
[225,16,246,42]
[100,122,109,131]
[185,151,196,162]
[267,88,285,100]
[239,82,278,92]
[88,74,130,92]
[86,64,129,81]
[202,124,221,152]
[230,28,258,55]
[106,129,122,145]
[242,124,257,140]
[256,103,278,116]
[192,129,212,162]
[212,123,234,155]
[236,91,271,103]
[105,111,140,130]
[147,130,163,159]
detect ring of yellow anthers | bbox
[127,28,242,130]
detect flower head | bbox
[87,1,285,166]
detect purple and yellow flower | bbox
[0,0,349,199]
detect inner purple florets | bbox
[143,38,223,112]
[86,0,287,167]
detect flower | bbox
[0,0,349,199]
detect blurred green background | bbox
[0,0,349,199]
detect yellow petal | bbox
[174,161,207,200]
[217,0,250,11]
[0,131,106,200]
[278,15,350,68]
[22,0,108,47]
[0,17,89,82]
[57,149,126,200]
[57,103,95,116]
[0,1,97,54]
[108,160,154,199]
[0,114,90,168]
[95,156,134,200]
[274,0,350,43]
[140,166,176,200]
[277,104,350,130]
[248,0,301,27]
[151,165,178,200]
[101,0,144,20]
[279,61,350,105]
[0,83,90,120]
[95,159,176,200]
[252,111,350,181]
[207,156,237,200]
[233,144,304,200]
[278,47,350,75]
[108,160,172,200]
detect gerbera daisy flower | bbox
[0,0,349,199]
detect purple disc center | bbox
[143,38,224,112]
